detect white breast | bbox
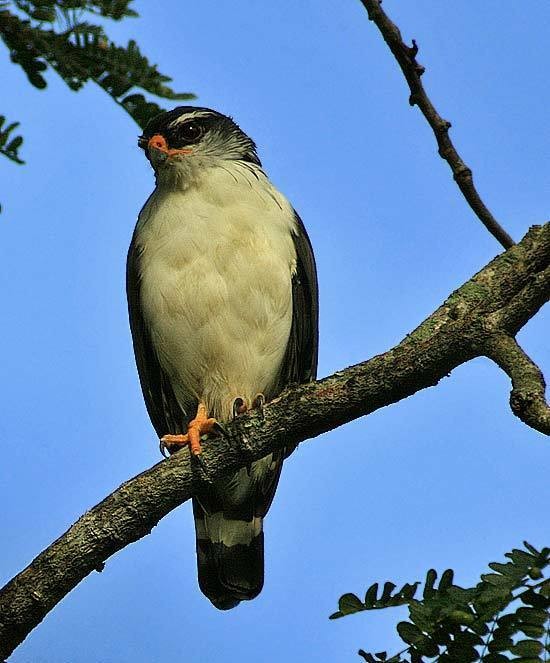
[135,161,297,421]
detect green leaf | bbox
[496,613,518,629]
[516,607,548,625]
[423,569,437,599]
[521,589,550,609]
[6,135,23,151]
[412,635,439,658]
[431,624,454,646]
[488,561,525,579]
[445,640,478,662]
[506,549,537,566]
[448,610,474,625]
[481,654,510,663]
[396,621,424,646]
[400,583,420,600]
[357,651,374,663]
[30,6,57,22]
[364,583,379,607]
[481,573,514,587]
[510,639,543,656]
[338,593,364,616]
[90,0,139,20]
[518,623,545,638]
[523,541,541,556]
[438,569,454,591]
[120,93,165,129]
[0,115,25,164]
[358,651,394,663]
[528,566,543,580]
[487,635,514,653]
[381,582,396,603]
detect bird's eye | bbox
[179,122,203,142]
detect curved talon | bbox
[194,452,208,474]
[213,421,229,437]
[252,393,265,417]
[232,397,247,418]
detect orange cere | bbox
[147,134,192,157]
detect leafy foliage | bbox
[0,0,195,165]
[331,542,550,662]
[0,114,24,164]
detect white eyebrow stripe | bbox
[168,111,215,128]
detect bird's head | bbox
[138,106,261,185]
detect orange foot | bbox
[161,403,217,456]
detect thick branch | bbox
[359,0,515,250]
[485,335,550,435]
[0,224,548,660]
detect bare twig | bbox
[485,334,550,435]
[0,223,548,660]
[359,0,515,250]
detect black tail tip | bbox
[210,595,241,611]
[196,533,265,610]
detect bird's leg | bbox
[232,397,251,476]
[231,394,265,475]
[160,403,217,456]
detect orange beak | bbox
[147,134,192,157]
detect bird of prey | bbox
[127,106,318,610]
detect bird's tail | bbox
[193,498,264,610]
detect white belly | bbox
[135,163,297,421]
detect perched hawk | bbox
[127,107,318,609]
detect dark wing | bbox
[272,210,318,461]
[126,229,190,438]
[275,210,319,391]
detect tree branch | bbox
[1,224,548,660]
[485,334,550,435]
[359,0,515,250]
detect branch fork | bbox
[1,223,548,660]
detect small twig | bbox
[485,334,550,435]
[479,608,502,662]
[359,0,515,250]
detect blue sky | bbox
[1,1,548,661]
